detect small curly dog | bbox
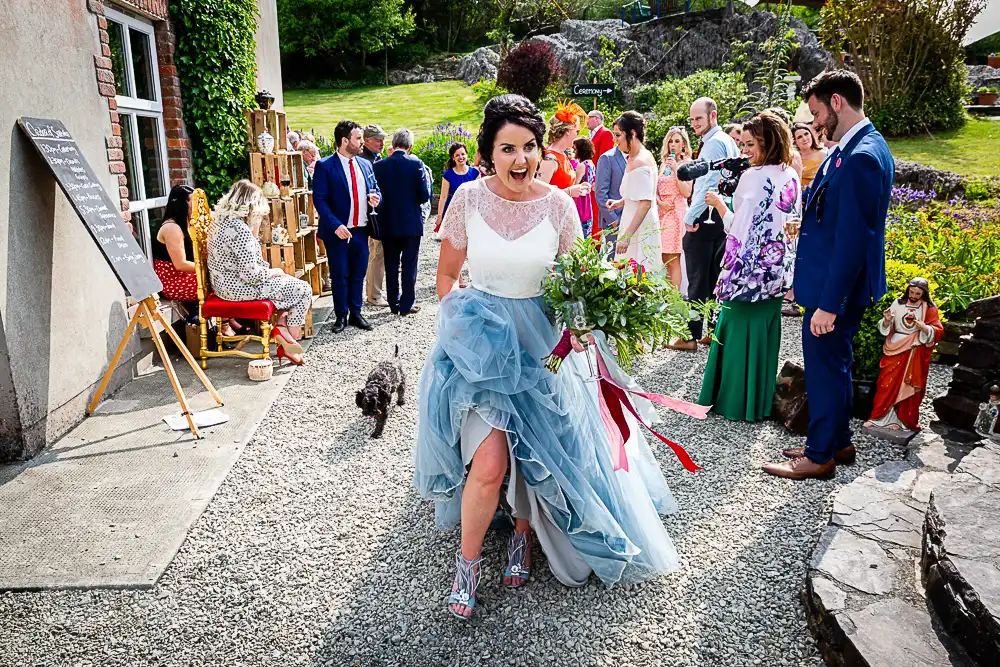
[356,344,406,439]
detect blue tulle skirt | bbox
[414,288,680,587]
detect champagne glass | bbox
[784,217,801,242]
[568,301,596,380]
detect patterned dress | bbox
[207,213,313,326]
[656,168,688,254]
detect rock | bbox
[893,159,966,200]
[941,320,975,343]
[830,461,924,548]
[911,470,951,503]
[387,56,461,85]
[810,576,847,612]
[841,599,974,667]
[811,527,898,595]
[950,365,996,396]
[922,470,1000,665]
[933,393,982,432]
[968,295,1000,320]
[967,64,1000,92]
[773,360,809,435]
[457,47,500,85]
[957,337,1000,370]
[973,316,1000,342]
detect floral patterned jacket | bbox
[716,164,800,302]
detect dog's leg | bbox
[372,413,387,439]
[396,381,405,406]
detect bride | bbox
[607,111,663,271]
[414,95,681,620]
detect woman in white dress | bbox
[415,95,681,621]
[606,111,663,272]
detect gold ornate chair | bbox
[188,189,275,369]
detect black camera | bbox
[676,157,752,197]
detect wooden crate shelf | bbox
[244,109,289,152]
[249,152,307,195]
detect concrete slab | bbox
[0,301,329,590]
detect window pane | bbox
[136,116,166,199]
[119,113,141,201]
[108,20,130,96]
[145,206,166,257]
[129,28,156,102]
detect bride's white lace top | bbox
[440,179,582,299]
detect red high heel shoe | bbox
[275,346,304,365]
[273,326,304,355]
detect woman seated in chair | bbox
[154,184,242,337]
[208,180,313,365]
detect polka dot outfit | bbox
[207,214,313,326]
[153,260,199,302]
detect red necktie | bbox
[349,158,360,228]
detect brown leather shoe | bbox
[762,456,836,480]
[781,445,856,465]
[666,338,698,352]
[698,335,712,346]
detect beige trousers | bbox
[365,237,384,303]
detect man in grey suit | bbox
[595,145,627,257]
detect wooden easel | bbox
[87,295,223,438]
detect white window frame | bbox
[105,7,171,258]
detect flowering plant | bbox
[413,122,477,194]
[541,236,699,370]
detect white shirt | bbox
[819,118,872,179]
[337,151,368,228]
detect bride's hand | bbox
[606,199,624,211]
[570,333,596,353]
[615,237,630,256]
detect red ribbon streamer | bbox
[593,345,707,473]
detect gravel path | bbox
[0,236,952,667]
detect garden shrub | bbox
[471,77,510,107]
[497,40,561,103]
[631,83,660,113]
[963,176,1000,202]
[170,0,259,203]
[413,122,477,194]
[643,71,747,152]
[820,0,986,136]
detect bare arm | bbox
[158,222,196,272]
[436,240,467,300]
[537,158,557,184]
[575,162,586,185]
[437,178,450,219]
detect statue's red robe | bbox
[869,303,944,432]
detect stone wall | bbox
[933,295,1000,434]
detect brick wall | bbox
[109,0,168,20]
[86,0,193,214]
[155,20,194,186]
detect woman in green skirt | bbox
[698,111,801,421]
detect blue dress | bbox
[441,167,480,217]
[414,179,681,587]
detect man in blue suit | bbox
[313,119,382,333]
[373,128,432,316]
[595,144,627,257]
[764,70,895,480]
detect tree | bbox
[727,0,799,119]
[360,0,416,80]
[820,0,987,135]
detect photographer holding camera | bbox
[696,111,801,422]
[667,97,740,352]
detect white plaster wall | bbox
[255,0,284,110]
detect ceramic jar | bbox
[262,181,280,198]
[257,130,275,155]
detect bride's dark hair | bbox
[476,94,546,172]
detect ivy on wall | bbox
[170,0,258,203]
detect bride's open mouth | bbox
[510,167,529,182]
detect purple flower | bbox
[760,241,785,268]
[777,180,798,213]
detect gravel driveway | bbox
[0,237,951,667]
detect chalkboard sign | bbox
[572,83,616,98]
[17,117,162,301]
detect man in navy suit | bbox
[373,128,432,316]
[764,70,895,480]
[595,144,627,257]
[313,119,382,333]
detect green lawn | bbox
[887,118,1000,178]
[283,80,482,142]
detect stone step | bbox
[804,437,978,667]
[922,441,1000,666]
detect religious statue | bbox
[863,277,943,439]
[976,385,1000,441]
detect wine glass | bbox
[568,301,597,380]
[784,217,801,242]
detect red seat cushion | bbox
[202,292,276,320]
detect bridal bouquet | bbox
[541,236,700,371]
